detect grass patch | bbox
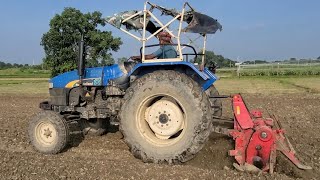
[277,77,320,93]
[0,79,48,85]
[0,75,319,96]
[0,81,49,95]
[216,65,320,77]
[0,68,50,78]
[0,78,49,95]
[215,76,320,94]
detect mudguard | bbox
[128,61,218,91]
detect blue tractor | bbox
[28,2,223,163]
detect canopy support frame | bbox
[110,1,208,66]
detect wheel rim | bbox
[137,95,186,146]
[35,121,57,146]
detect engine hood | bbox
[50,64,126,89]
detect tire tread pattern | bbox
[28,111,69,154]
[120,70,212,164]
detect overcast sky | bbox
[0,0,319,64]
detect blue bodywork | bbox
[50,62,218,91]
[50,64,124,88]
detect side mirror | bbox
[78,35,85,77]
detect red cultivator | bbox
[214,94,312,173]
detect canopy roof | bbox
[105,3,222,35]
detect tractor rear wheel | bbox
[120,70,212,163]
[28,111,69,154]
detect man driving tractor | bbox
[130,31,177,61]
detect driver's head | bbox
[157,31,172,44]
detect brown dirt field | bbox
[0,93,319,180]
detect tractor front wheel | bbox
[120,70,212,163]
[28,111,69,154]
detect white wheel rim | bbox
[35,121,57,146]
[145,99,184,139]
[137,95,186,146]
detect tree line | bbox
[192,51,236,68]
[0,61,29,69]
[0,61,48,70]
[243,58,320,65]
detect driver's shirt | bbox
[152,45,177,59]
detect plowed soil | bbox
[0,93,319,179]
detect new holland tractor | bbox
[29,2,311,173]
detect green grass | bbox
[0,68,50,78]
[216,65,320,77]
[215,76,320,94]
[0,79,48,85]
[0,81,49,95]
[0,76,318,96]
[278,77,320,93]
[0,67,319,96]
[0,77,49,95]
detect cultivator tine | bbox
[269,146,277,174]
[275,132,312,170]
[273,115,312,170]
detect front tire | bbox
[120,70,212,163]
[28,111,69,154]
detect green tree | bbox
[195,50,236,68]
[6,63,12,68]
[41,8,122,77]
[0,61,5,69]
[243,60,269,64]
[117,57,128,64]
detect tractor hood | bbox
[49,64,126,89]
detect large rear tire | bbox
[28,111,69,154]
[120,70,212,163]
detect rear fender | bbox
[128,61,218,91]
